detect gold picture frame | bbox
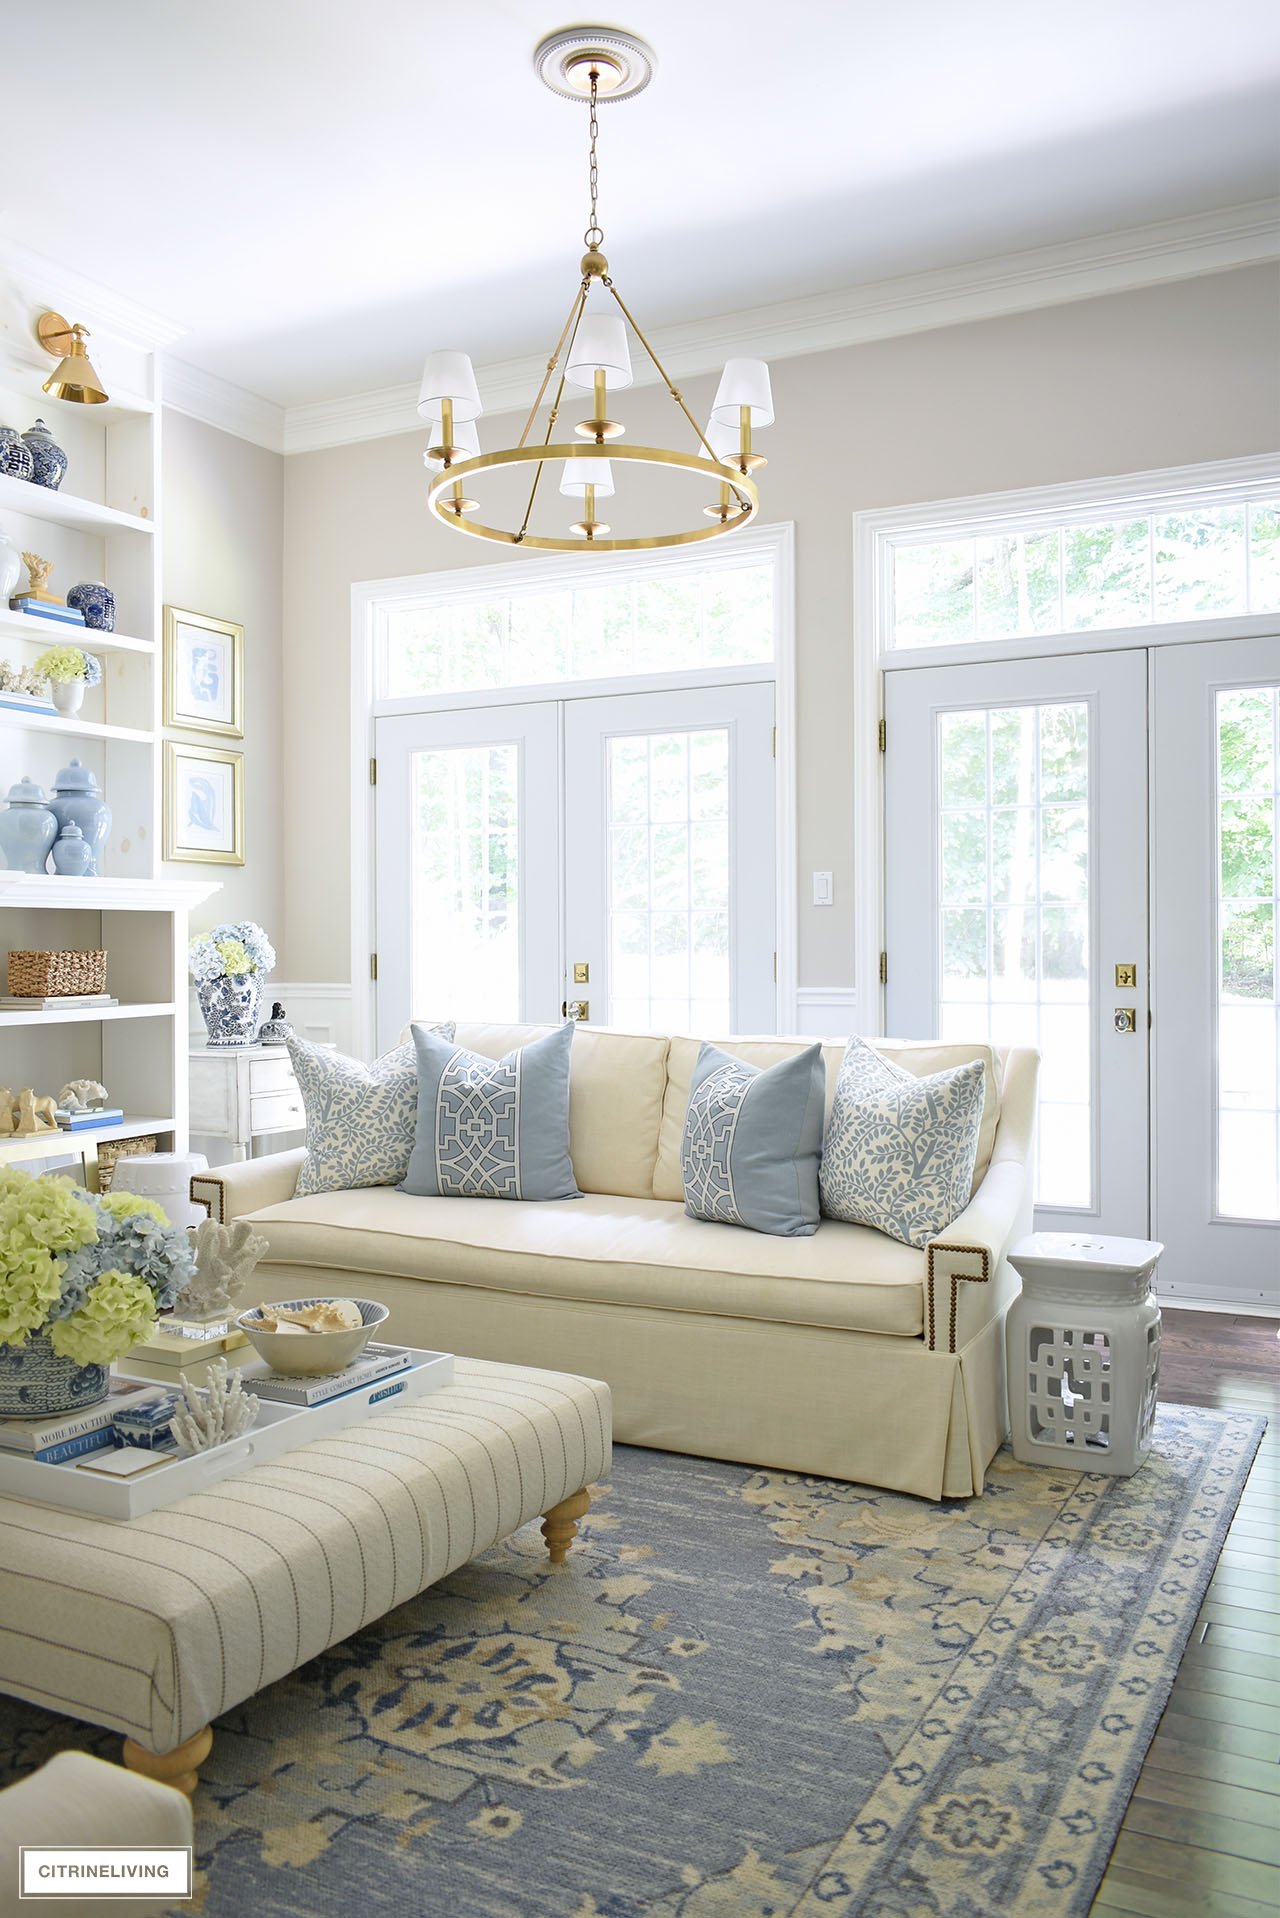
[164,741,244,865]
[163,605,244,738]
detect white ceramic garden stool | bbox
[1005,1233,1163,1476]
[107,1152,209,1229]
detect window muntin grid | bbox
[410,744,520,1022]
[608,728,730,1033]
[1216,685,1280,1221]
[936,700,1092,1207]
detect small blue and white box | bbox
[111,1390,180,1451]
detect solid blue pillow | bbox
[681,1041,826,1236]
[401,1021,581,1201]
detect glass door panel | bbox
[373,702,560,1053]
[1216,686,1279,1221]
[565,683,776,1034]
[885,650,1149,1237]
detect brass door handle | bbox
[562,1000,589,1021]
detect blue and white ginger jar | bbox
[21,419,68,491]
[197,971,263,1046]
[0,1330,109,1418]
[0,426,34,482]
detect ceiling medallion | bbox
[418,26,774,553]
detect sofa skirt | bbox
[235,1263,1009,1501]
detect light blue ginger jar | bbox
[0,426,34,481]
[51,820,94,875]
[0,1330,108,1418]
[49,759,111,876]
[0,774,58,873]
[20,418,68,491]
[196,970,264,1046]
[66,581,115,632]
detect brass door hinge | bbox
[772,725,777,758]
[369,757,377,785]
[877,718,886,753]
[879,951,887,985]
[370,952,378,981]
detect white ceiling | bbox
[5,0,1279,409]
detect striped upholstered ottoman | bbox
[0,1359,611,1792]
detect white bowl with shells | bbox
[237,1297,389,1376]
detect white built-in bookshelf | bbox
[0,251,217,1177]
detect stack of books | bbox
[246,1343,413,1407]
[0,994,118,1012]
[8,596,86,628]
[0,1380,164,1466]
[130,1325,250,1372]
[56,1107,126,1131]
[0,689,56,717]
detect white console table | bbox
[188,1043,304,1162]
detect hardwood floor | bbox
[1091,1308,1280,1918]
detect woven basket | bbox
[7,949,107,996]
[96,1136,158,1192]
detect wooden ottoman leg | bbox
[122,1725,213,1796]
[541,1487,591,1563]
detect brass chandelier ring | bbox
[425,441,759,552]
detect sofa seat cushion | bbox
[247,1188,926,1338]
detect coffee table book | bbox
[0,1347,455,1519]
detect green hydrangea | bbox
[213,937,252,975]
[0,1172,98,1345]
[48,1270,158,1367]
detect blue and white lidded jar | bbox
[49,758,112,877]
[0,774,59,873]
[21,419,69,491]
[66,581,116,632]
[0,426,34,482]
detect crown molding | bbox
[283,198,1280,455]
[0,236,187,352]
[162,357,286,454]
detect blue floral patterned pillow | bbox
[681,1042,826,1236]
[288,1026,455,1197]
[819,1038,984,1247]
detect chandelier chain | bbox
[584,69,604,249]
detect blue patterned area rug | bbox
[0,1404,1263,1918]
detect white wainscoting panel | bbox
[793,987,859,1039]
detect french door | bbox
[885,636,1280,1309]
[885,650,1150,1238]
[373,680,776,1054]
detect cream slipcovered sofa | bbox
[192,1025,1038,1500]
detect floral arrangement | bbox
[32,646,102,688]
[189,920,276,983]
[0,1169,195,1367]
[0,659,51,697]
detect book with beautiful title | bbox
[0,1381,162,1454]
[244,1344,413,1407]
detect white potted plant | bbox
[189,922,277,1047]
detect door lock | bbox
[1114,1007,1137,1035]
[1114,963,1137,988]
[573,961,590,984]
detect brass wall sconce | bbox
[35,311,109,405]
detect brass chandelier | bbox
[419,26,774,553]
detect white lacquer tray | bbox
[0,1348,454,1520]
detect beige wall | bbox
[282,263,1280,987]
[162,408,284,941]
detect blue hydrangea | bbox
[82,652,102,688]
[48,1193,195,1320]
[189,919,276,982]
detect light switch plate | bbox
[812,871,834,907]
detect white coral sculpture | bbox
[171,1360,259,1455]
[58,1079,108,1112]
[182,1217,271,1317]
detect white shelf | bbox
[0,708,152,744]
[0,473,154,538]
[0,610,154,656]
[0,1001,178,1028]
[0,1116,176,1164]
[0,873,220,910]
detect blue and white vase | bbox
[66,581,115,632]
[21,419,68,491]
[0,426,34,482]
[197,972,263,1046]
[0,1330,109,1418]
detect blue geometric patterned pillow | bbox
[401,1021,581,1201]
[288,1025,455,1197]
[819,1038,985,1248]
[681,1042,826,1236]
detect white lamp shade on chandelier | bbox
[423,419,481,471]
[559,457,616,498]
[565,314,634,390]
[702,415,741,462]
[417,350,484,423]
[710,357,774,429]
